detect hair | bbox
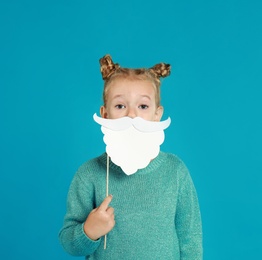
[99,54,171,107]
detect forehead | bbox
[107,78,156,95]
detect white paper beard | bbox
[93,113,171,175]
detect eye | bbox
[115,104,125,109]
[139,104,149,109]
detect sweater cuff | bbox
[60,223,101,256]
[78,223,101,255]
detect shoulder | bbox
[159,152,191,182]
[77,153,106,171]
[73,153,107,182]
[160,152,188,171]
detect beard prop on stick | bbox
[93,113,171,249]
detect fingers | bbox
[106,207,114,216]
[98,195,113,211]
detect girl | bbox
[59,54,203,259]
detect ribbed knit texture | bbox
[59,152,203,259]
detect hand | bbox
[84,195,115,241]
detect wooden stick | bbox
[104,154,109,250]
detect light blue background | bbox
[1,0,261,259]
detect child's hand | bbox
[84,195,115,241]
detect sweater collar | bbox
[98,152,165,175]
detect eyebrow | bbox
[111,94,124,99]
[111,94,152,100]
[140,95,151,100]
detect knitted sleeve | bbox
[58,163,101,256]
[175,161,203,260]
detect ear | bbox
[100,106,108,119]
[154,106,163,121]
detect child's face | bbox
[100,78,163,121]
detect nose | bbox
[127,107,136,118]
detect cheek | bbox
[141,114,156,121]
[107,110,123,120]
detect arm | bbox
[58,166,101,256]
[175,162,203,260]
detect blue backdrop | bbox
[1,0,261,259]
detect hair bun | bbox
[149,63,171,78]
[99,54,120,80]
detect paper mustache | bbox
[93,114,171,175]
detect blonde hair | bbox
[99,54,171,107]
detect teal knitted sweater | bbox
[59,152,202,259]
